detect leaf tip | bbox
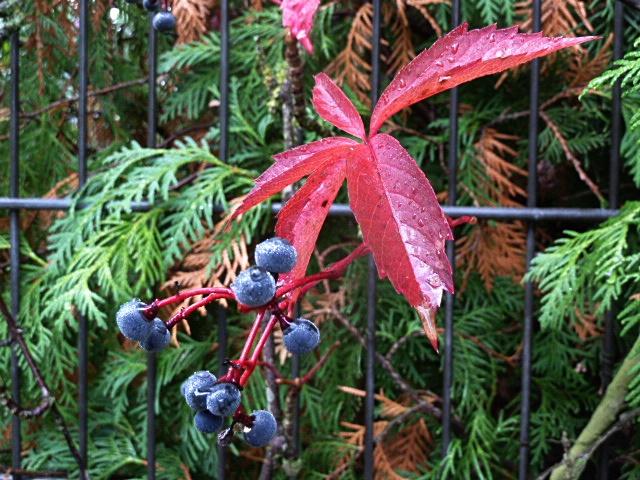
[417,305,439,353]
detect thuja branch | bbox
[0,297,83,469]
[547,333,640,480]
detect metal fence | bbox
[0,0,626,478]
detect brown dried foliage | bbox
[170,0,217,44]
[566,34,613,88]
[327,0,447,105]
[29,0,77,96]
[456,129,527,290]
[335,387,434,478]
[163,215,250,344]
[516,0,593,37]
[496,0,594,88]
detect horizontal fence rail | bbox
[1,0,626,479]
[0,198,621,221]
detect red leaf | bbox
[369,23,597,135]
[312,73,366,139]
[231,137,356,218]
[281,0,320,54]
[276,159,347,295]
[346,135,452,311]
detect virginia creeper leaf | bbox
[281,0,320,54]
[232,137,356,218]
[276,159,347,296]
[346,135,452,313]
[369,23,598,135]
[312,73,366,139]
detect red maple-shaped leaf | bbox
[276,159,346,300]
[370,23,597,135]
[313,73,366,139]
[348,136,453,305]
[232,137,356,218]
[234,23,595,349]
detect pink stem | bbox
[276,243,369,298]
[238,310,266,361]
[154,287,234,309]
[239,314,279,387]
[165,293,230,329]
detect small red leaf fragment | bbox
[370,23,598,135]
[281,0,320,54]
[312,73,366,139]
[346,135,453,311]
[276,159,347,296]
[231,137,356,218]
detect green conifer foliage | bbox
[1,1,639,478]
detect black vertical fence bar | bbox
[364,0,381,478]
[78,0,89,477]
[146,15,158,480]
[10,29,22,480]
[442,0,461,456]
[601,0,624,392]
[519,0,541,478]
[217,0,230,477]
[599,2,625,477]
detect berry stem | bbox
[238,310,266,361]
[165,292,231,329]
[239,313,279,387]
[143,287,234,321]
[275,243,369,298]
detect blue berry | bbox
[116,300,152,341]
[243,410,277,447]
[255,237,297,273]
[139,318,170,352]
[231,267,276,308]
[206,382,241,417]
[152,11,176,32]
[194,411,223,434]
[142,0,159,11]
[183,371,217,410]
[283,318,320,355]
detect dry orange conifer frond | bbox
[163,219,250,344]
[377,418,433,479]
[326,2,374,105]
[573,307,601,341]
[476,129,527,200]
[516,0,593,37]
[456,220,527,291]
[496,0,593,87]
[456,128,527,290]
[566,34,613,88]
[92,0,113,31]
[170,0,217,44]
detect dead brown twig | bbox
[0,297,83,473]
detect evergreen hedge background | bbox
[1,0,640,478]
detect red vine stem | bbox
[276,243,369,298]
[238,310,266,361]
[239,314,280,387]
[165,292,231,329]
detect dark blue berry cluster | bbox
[116,300,170,352]
[231,237,297,307]
[115,237,327,447]
[180,371,277,447]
